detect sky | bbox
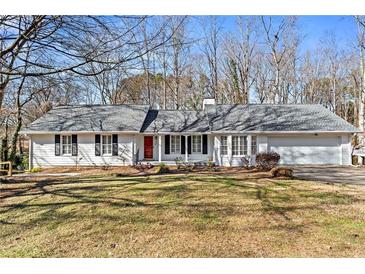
[194,15,358,55]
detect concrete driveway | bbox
[293,166,365,186]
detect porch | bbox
[138,160,209,166]
[137,133,258,167]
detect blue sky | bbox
[193,16,358,54]
[297,16,357,52]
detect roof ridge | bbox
[53,104,150,108]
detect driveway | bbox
[293,166,365,186]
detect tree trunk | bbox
[9,110,22,162]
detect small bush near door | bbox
[270,167,293,178]
[255,152,280,170]
[157,162,169,174]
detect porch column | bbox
[185,135,188,162]
[131,135,135,165]
[247,135,252,166]
[158,135,162,162]
[213,135,220,165]
[28,135,33,170]
[227,135,232,166]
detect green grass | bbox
[1,172,365,257]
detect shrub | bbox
[28,167,42,173]
[101,164,111,170]
[134,162,153,171]
[240,156,250,169]
[156,162,169,174]
[207,157,215,169]
[255,152,280,170]
[174,157,183,169]
[270,167,293,178]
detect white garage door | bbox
[268,136,341,165]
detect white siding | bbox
[30,132,353,167]
[340,134,352,165]
[213,134,253,167]
[31,133,134,167]
[268,135,342,165]
[257,135,268,153]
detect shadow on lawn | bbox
[0,174,361,231]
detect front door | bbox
[144,136,153,159]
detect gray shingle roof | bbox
[21,103,360,134]
[141,110,210,133]
[21,104,150,132]
[207,104,360,132]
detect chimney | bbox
[202,85,215,110]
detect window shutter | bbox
[95,134,101,156]
[72,134,78,156]
[188,136,192,154]
[55,134,60,156]
[181,136,186,154]
[112,134,118,156]
[202,134,208,154]
[165,135,170,155]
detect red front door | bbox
[144,136,153,159]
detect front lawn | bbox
[1,170,364,257]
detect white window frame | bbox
[251,136,257,155]
[192,135,202,153]
[102,135,112,156]
[170,135,181,154]
[61,135,72,155]
[232,135,247,156]
[220,136,228,155]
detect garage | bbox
[268,136,341,165]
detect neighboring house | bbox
[20,95,360,168]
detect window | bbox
[232,136,247,156]
[62,135,72,155]
[192,135,202,153]
[170,135,181,153]
[220,136,228,155]
[102,135,112,155]
[251,136,257,155]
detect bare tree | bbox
[200,16,223,101]
[261,16,298,103]
[356,16,365,135]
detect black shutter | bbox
[55,134,60,156]
[188,136,192,154]
[165,135,170,154]
[202,134,208,154]
[112,134,118,156]
[95,134,101,156]
[181,136,186,154]
[72,134,78,156]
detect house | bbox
[20,95,360,168]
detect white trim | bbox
[158,135,162,162]
[227,135,232,166]
[21,130,361,136]
[20,130,140,135]
[170,135,181,154]
[220,136,228,156]
[231,135,247,157]
[185,135,188,162]
[28,135,33,170]
[247,135,252,157]
[101,134,112,156]
[61,135,72,156]
[210,130,361,134]
[192,135,202,154]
